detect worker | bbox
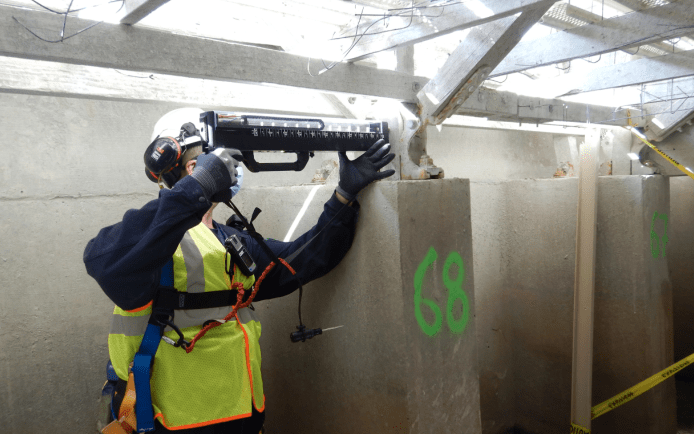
[83,108,395,434]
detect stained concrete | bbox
[226,180,481,434]
[472,176,675,434]
[669,176,694,382]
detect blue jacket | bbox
[83,176,358,310]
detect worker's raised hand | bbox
[336,139,395,202]
[190,148,242,203]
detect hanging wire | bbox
[114,70,155,79]
[13,0,125,43]
[486,75,508,84]
[309,0,432,76]
[555,61,571,71]
[329,0,447,42]
[580,53,602,64]
[27,0,122,15]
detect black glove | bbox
[336,139,396,202]
[190,148,242,203]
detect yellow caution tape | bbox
[626,127,694,181]
[570,351,694,432]
[590,351,694,419]
[570,422,590,433]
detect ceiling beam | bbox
[331,0,558,62]
[0,5,425,101]
[120,0,171,25]
[456,87,627,127]
[524,50,694,98]
[0,56,348,117]
[417,1,555,124]
[492,0,694,77]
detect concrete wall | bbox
[1,88,685,434]
[0,92,328,433]
[471,176,675,434]
[426,126,562,181]
[0,92,486,433]
[669,176,694,382]
[228,180,480,434]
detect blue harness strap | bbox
[133,259,174,433]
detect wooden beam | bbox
[120,0,171,25]
[417,1,555,124]
[570,127,600,434]
[492,1,694,77]
[0,5,425,101]
[456,87,628,126]
[525,50,694,98]
[332,0,558,61]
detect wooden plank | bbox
[331,0,558,61]
[570,127,600,434]
[0,5,425,101]
[417,1,556,124]
[120,0,171,25]
[492,1,694,77]
[456,87,628,126]
[524,50,694,98]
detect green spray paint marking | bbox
[650,212,669,259]
[414,247,470,337]
[414,247,443,337]
[444,251,470,335]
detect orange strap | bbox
[102,371,138,434]
[185,259,296,354]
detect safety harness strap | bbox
[132,258,174,432]
[102,371,138,434]
[155,287,241,310]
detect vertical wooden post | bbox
[570,128,600,432]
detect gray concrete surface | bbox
[0,93,325,433]
[0,92,483,433]
[669,176,694,382]
[0,89,686,434]
[471,176,675,434]
[426,125,561,181]
[227,180,481,434]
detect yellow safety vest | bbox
[107,222,264,430]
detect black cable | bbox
[224,195,352,328]
[28,0,122,15]
[61,0,75,41]
[13,0,125,43]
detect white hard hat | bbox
[150,108,206,143]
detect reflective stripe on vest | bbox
[108,223,264,430]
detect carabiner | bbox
[161,318,190,350]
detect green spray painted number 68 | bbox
[413,247,470,337]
